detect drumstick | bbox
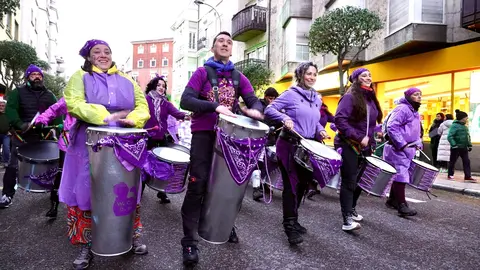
[145,126,159,131]
[417,149,431,162]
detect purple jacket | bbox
[265,86,324,139]
[334,91,379,148]
[144,96,185,140]
[383,97,422,183]
[35,97,75,152]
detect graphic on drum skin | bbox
[112,182,138,216]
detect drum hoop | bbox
[86,126,147,136]
[16,141,60,164]
[152,148,190,165]
[219,114,269,132]
[299,139,341,160]
[365,156,397,174]
[411,159,439,171]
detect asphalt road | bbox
[0,185,479,270]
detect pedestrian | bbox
[0,100,10,167]
[429,112,444,167]
[436,113,454,173]
[447,110,476,182]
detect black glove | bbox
[468,147,472,152]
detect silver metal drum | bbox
[86,126,146,256]
[198,114,269,244]
[326,173,341,190]
[17,141,59,193]
[357,156,397,197]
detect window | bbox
[14,21,19,40]
[137,59,144,68]
[138,45,144,54]
[150,59,156,67]
[150,44,157,53]
[296,44,309,61]
[162,58,168,67]
[161,69,168,77]
[188,71,194,79]
[188,32,196,50]
[258,46,266,60]
[163,43,169,52]
[6,13,12,37]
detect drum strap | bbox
[204,66,240,104]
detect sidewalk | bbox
[433,171,480,197]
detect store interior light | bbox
[384,82,430,96]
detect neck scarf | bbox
[148,90,165,129]
[204,57,235,72]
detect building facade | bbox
[131,38,174,95]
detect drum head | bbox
[152,147,190,164]
[86,126,146,135]
[365,156,397,174]
[17,141,59,163]
[300,139,341,160]
[219,114,269,131]
[412,159,439,171]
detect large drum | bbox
[293,139,342,188]
[146,143,190,194]
[198,114,269,244]
[17,141,59,193]
[86,126,147,256]
[357,156,396,197]
[409,159,439,191]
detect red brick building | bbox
[131,38,174,95]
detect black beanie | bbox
[455,109,468,120]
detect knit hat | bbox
[25,64,44,79]
[455,109,468,120]
[404,87,421,97]
[79,39,110,59]
[349,68,369,83]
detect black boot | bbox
[283,218,303,245]
[46,201,59,218]
[398,203,417,216]
[228,227,239,243]
[252,187,263,201]
[293,218,307,234]
[157,191,171,204]
[182,245,199,267]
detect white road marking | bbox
[406,197,426,203]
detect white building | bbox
[20,0,64,75]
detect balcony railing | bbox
[234,58,266,72]
[232,5,267,42]
[462,0,480,31]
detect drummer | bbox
[383,88,423,216]
[142,74,188,204]
[179,31,263,267]
[264,61,328,245]
[0,64,61,209]
[35,97,76,218]
[334,68,383,231]
[59,39,150,269]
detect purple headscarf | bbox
[349,68,369,83]
[404,87,421,97]
[79,39,111,58]
[25,64,44,78]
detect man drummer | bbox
[0,64,61,208]
[179,31,264,267]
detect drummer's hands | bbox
[118,119,135,127]
[243,108,264,120]
[215,105,236,117]
[360,136,369,147]
[104,110,131,123]
[284,119,294,130]
[319,130,330,139]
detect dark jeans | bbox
[430,136,440,167]
[335,142,369,215]
[181,131,215,247]
[0,134,10,163]
[448,148,471,178]
[51,150,65,202]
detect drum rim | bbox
[152,147,190,164]
[219,114,270,131]
[365,156,397,174]
[86,126,147,135]
[300,139,342,160]
[16,141,60,164]
[411,159,439,171]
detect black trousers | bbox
[181,131,215,247]
[448,148,471,178]
[335,142,369,215]
[50,150,65,202]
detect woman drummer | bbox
[142,74,188,203]
[334,68,383,231]
[264,62,328,245]
[383,88,423,216]
[59,39,150,269]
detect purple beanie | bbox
[25,64,43,78]
[404,87,421,97]
[349,68,369,83]
[79,39,110,58]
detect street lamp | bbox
[194,0,222,32]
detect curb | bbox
[432,183,480,198]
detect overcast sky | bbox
[57,0,191,77]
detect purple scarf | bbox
[148,90,166,132]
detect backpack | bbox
[204,66,241,109]
[381,111,393,141]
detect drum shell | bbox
[293,146,312,171]
[86,128,142,256]
[198,116,268,244]
[408,160,438,191]
[326,173,341,190]
[17,141,59,193]
[357,158,396,197]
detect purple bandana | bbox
[309,151,342,188]
[216,128,267,185]
[92,134,147,171]
[79,39,110,58]
[141,151,174,180]
[28,167,61,188]
[148,90,166,133]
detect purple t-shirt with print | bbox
[186,67,254,132]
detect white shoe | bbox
[342,214,361,231]
[351,208,363,222]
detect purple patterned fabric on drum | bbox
[29,167,61,188]
[309,153,342,188]
[92,134,148,171]
[141,151,174,180]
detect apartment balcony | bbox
[232,5,267,42]
[234,58,266,72]
[280,0,312,28]
[384,23,447,55]
[462,0,480,31]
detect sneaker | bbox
[342,213,361,231]
[182,245,199,267]
[306,189,317,200]
[0,195,12,209]
[132,237,148,255]
[228,227,239,243]
[465,177,477,183]
[252,187,263,202]
[448,175,454,180]
[351,208,363,222]
[73,244,93,270]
